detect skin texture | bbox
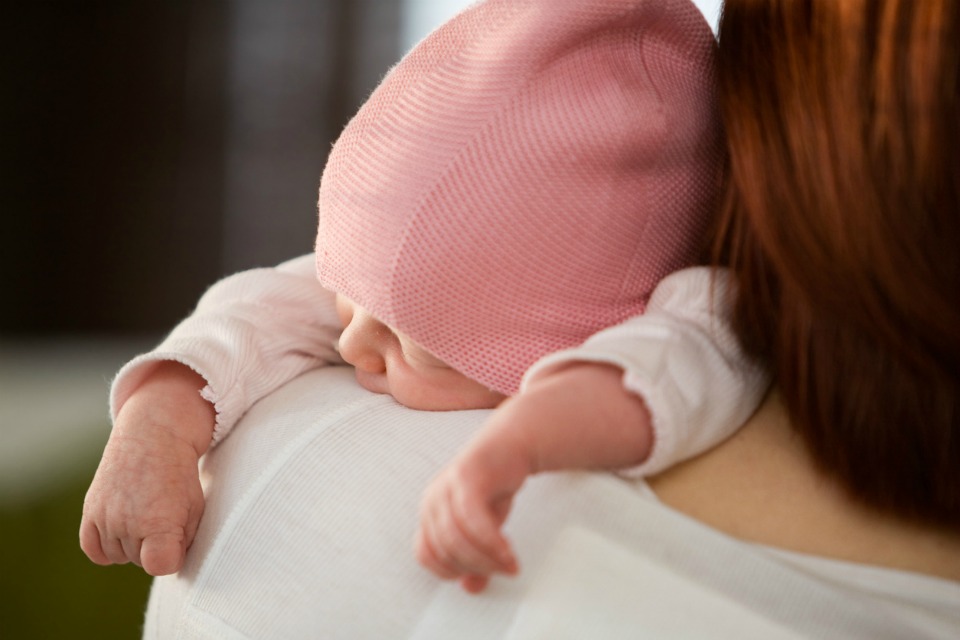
[80,362,214,576]
[80,297,655,591]
[415,362,652,592]
[647,390,960,583]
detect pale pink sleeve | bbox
[110,254,343,445]
[521,267,770,477]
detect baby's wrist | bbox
[115,361,216,458]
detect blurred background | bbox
[0,0,720,636]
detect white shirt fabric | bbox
[111,255,767,476]
[143,368,960,639]
[113,256,959,637]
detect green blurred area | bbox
[1,467,152,639]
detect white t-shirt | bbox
[143,368,960,639]
[112,256,958,636]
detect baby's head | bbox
[316,0,721,407]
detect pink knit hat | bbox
[316,0,721,395]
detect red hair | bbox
[715,0,960,526]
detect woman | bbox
[646,0,960,630]
[105,0,960,637]
[690,0,959,547]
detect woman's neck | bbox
[647,390,960,582]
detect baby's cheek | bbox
[387,369,448,410]
[420,376,504,411]
[353,368,389,396]
[383,368,455,410]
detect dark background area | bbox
[2,0,401,336]
[0,1,403,637]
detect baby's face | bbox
[335,295,506,411]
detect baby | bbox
[81,0,766,593]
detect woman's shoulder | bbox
[499,466,960,639]
[647,390,960,584]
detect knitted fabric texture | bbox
[316,0,722,395]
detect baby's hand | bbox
[80,425,204,575]
[415,417,531,593]
[80,363,214,576]
[415,362,652,593]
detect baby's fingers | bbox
[98,525,137,566]
[415,522,461,579]
[120,535,144,567]
[433,507,509,577]
[141,532,186,576]
[418,490,498,580]
[449,486,517,574]
[460,574,490,594]
[424,484,517,578]
[79,519,112,566]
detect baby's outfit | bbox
[111,254,767,477]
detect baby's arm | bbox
[81,362,213,575]
[526,266,769,478]
[81,254,343,575]
[416,361,651,593]
[416,267,771,592]
[110,254,342,445]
